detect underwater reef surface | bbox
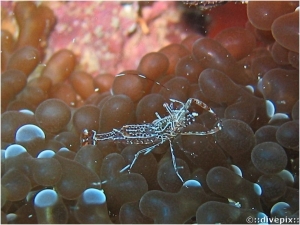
[1,1,299,224]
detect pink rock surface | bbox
[2,1,193,76]
[43,1,192,76]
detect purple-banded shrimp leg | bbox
[119,140,165,173]
[180,121,222,136]
[189,98,219,119]
[120,137,185,182]
[168,138,184,182]
[181,98,223,136]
